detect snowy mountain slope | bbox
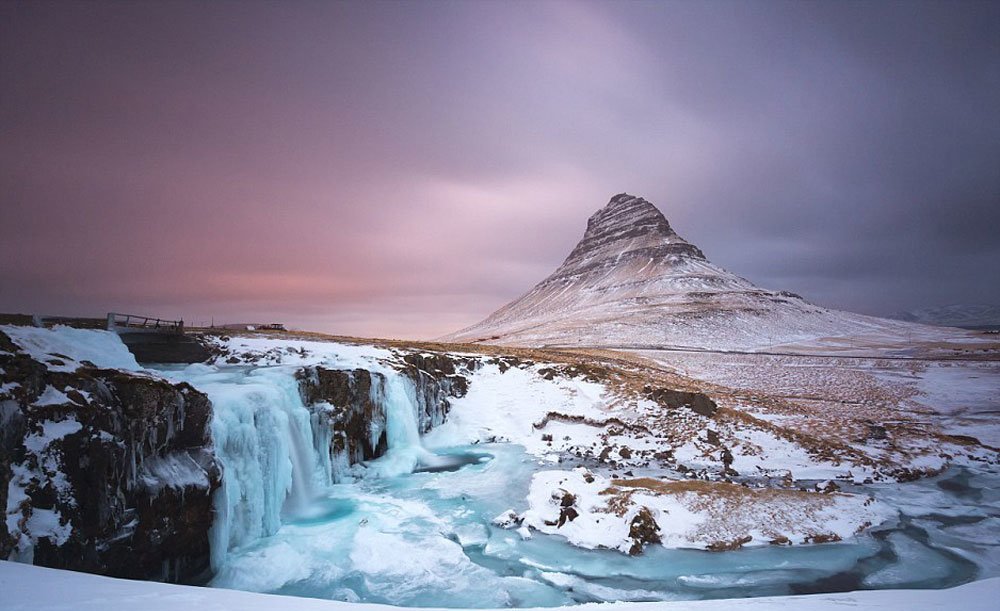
[889,304,1000,329]
[441,193,933,350]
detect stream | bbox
[154,362,999,608]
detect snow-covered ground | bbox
[1,560,997,611]
[3,326,998,608]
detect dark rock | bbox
[707,535,753,551]
[706,429,721,446]
[0,332,220,583]
[865,422,888,440]
[398,352,474,433]
[644,386,718,417]
[297,368,388,468]
[626,507,661,555]
[299,351,471,476]
[559,490,576,507]
[817,481,840,494]
[805,533,842,544]
[118,333,212,364]
[556,506,579,528]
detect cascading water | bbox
[149,354,1000,608]
[361,371,435,479]
[167,364,428,571]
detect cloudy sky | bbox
[2,0,998,338]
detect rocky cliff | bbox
[0,329,220,583]
[296,352,476,479]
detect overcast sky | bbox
[2,0,998,338]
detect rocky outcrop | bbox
[297,367,389,469]
[399,353,474,432]
[297,352,476,477]
[118,332,212,364]
[0,330,220,583]
[643,386,718,417]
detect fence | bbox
[107,312,184,334]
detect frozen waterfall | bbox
[175,365,427,571]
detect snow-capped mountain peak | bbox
[441,193,921,350]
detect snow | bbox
[1,324,142,372]
[2,326,995,605]
[32,385,72,407]
[908,362,1000,447]
[22,417,83,454]
[205,335,393,369]
[1,561,998,611]
[422,363,611,456]
[517,468,893,553]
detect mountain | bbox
[441,193,920,350]
[889,304,1000,330]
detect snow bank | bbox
[1,561,997,611]
[514,468,894,553]
[206,335,392,369]
[1,325,141,372]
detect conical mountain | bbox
[441,193,914,350]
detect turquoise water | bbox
[156,363,996,607]
[208,443,992,606]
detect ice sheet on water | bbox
[863,531,957,588]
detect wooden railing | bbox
[107,312,184,334]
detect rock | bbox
[398,352,474,432]
[816,480,840,494]
[541,433,553,442]
[705,429,721,446]
[492,510,523,529]
[298,367,389,470]
[644,386,719,417]
[0,332,220,583]
[559,490,576,507]
[557,506,579,527]
[618,446,633,459]
[298,352,470,478]
[805,533,842,544]
[866,422,888,440]
[707,535,753,551]
[626,507,661,555]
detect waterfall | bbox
[360,371,432,479]
[202,366,429,571]
[204,368,328,571]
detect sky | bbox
[1,0,998,339]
